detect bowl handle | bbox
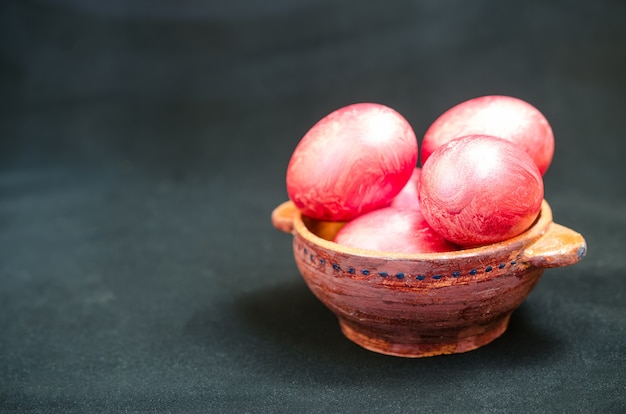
[521,222,587,268]
[272,201,297,234]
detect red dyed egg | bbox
[421,95,554,175]
[419,135,544,247]
[334,207,458,254]
[286,103,417,221]
[390,167,422,210]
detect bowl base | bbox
[339,314,512,358]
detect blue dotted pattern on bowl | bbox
[296,243,520,281]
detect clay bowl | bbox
[272,199,586,358]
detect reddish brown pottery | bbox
[272,200,586,358]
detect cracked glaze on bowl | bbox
[272,200,586,358]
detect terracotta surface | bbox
[272,200,587,358]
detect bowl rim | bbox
[292,199,552,261]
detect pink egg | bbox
[390,167,421,210]
[421,95,554,175]
[419,135,544,247]
[334,207,458,254]
[286,103,418,221]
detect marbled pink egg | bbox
[334,207,458,254]
[421,95,554,175]
[420,135,544,247]
[390,167,421,210]
[287,103,417,221]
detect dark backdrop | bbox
[1,0,625,412]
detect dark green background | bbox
[1,0,625,412]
